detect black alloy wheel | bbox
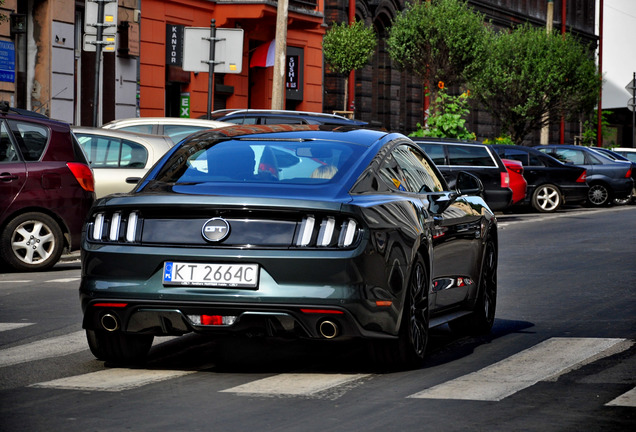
[373,254,429,370]
[86,329,154,365]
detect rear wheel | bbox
[587,183,611,206]
[532,184,562,213]
[0,212,64,272]
[86,329,154,365]
[373,255,429,370]
[449,236,497,336]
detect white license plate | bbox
[163,262,259,288]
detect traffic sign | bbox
[182,27,244,74]
[626,78,636,93]
[83,34,116,52]
[628,97,636,112]
[84,0,118,36]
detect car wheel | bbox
[587,183,611,206]
[86,329,154,365]
[531,184,562,213]
[0,212,64,272]
[373,255,429,370]
[449,235,497,336]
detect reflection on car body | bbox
[80,124,498,370]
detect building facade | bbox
[3,0,625,146]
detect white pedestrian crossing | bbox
[0,330,87,368]
[408,337,632,401]
[31,368,196,392]
[220,373,371,397]
[0,322,34,332]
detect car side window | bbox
[447,145,495,167]
[118,124,153,135]
[393,145,444,193]
[418,143,446,165]
[378,151,410,192]
[0,122,19,162]
[77,135,147,168]
[528,154,545,166]
[7,120,49,161]
[501,148,529,166]
[264,117,305,125]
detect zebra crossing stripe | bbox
[31,368,196,392]
[0,323,34,332]
[221,373,371,396]
[606,387,636,407]
[0,330,87,368]
[409,337,630,402]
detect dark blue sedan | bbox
[80,125,497,370]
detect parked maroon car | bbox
[0,103,95,271]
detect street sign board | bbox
[626,78,636,93]
[0,40,15,83]
[83,34,116,52]
[85,0,118,36]
[182,27,244,74]
[628,97,636,112]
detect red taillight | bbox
[201,315,224,325]
[626,167,632,179]
[508,165,523,175]
[67,162,95,192]
[500,172,510,188]
[93,302,128,308]
[300,308,344,315]
[576,170,587,183]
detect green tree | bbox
[322,20,377,111]
[469,24,600,145]
[386,0,487,90]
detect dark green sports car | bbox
[80,124,497,369]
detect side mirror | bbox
[455,171,483,196]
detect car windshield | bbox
[153,137,365,185]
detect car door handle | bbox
[126,177,141,184]
[0,172,19,182]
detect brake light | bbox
[67,162,95,192]
[507,165,523,175]
[626,167,632,178]
[576,170,587,183]
[500,172,510,188]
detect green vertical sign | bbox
[180,93,190,118]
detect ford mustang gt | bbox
[80,124,498,369]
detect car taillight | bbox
[576,170,587,183]
[89,211,140,243]
[67,162,95,192]
[507,165,523,175]
[295,215,360,248]
[500,172,510,188]
[626,167,632,178]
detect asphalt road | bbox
[1,205,635,432]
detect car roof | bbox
[102,117,230,128]
[209,109,367,124]
[72,126,174,143]
[411,137,485,146]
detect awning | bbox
[250,40,275,68]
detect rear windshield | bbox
[153,138,365,185]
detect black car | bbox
[0,103,95,271]
[490,145,589,212]
[413,138,513,211]
[537,145,633,206]
[208,109,368,127]
[80,124,498,370]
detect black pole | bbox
[632,72,635,148]
[92,0,105,127]
[206,19,216,120]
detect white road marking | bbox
[409,338,631,401]
[31,368,196,392]
[0,330,87,368]
[606,386,636,407]
[0,280,32,283]
[221,373,371,397]
[46,278,80,283]
[0,323,34,332]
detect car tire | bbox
[372,254,429,370]
[531,184,562,213]
[0,212,65,272]
[587,183,611,207]
[449,235,497,336]
[86,329,154,365]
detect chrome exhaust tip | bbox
[318,320,339,339]
[101,313,120,332]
